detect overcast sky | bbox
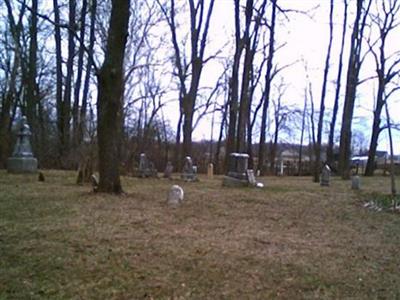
[179,0,400,154]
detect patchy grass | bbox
[1,170,400,299]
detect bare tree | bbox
[338,0,372,179]
[364,0,400,176]
[97,0,131,193]
[327,0,348,166]
[1,0,26,167]
[257,0,277,175]
[157,0,216,162]
[313,0,334,182]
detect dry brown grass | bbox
[1,170,400,299]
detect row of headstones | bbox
[320,165,361,190]
[5,116,361,192]
[139,152,262,187]
[138,153,200,182]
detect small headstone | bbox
[320,164,331,186]
[90,174,99,192]
[278,160,284,176]
[167,185,184,206]
[7,116,38,173]
[181,156,197,182]
[207,163,214,179]
[246,169,257,186]
[351,175,361,190]
[163,161,174,179]
[138,153,158,178]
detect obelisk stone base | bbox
[7,157,38,173]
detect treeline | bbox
[0,0,399,193]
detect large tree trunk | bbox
[53,0,65,162]
[26,0,38,148]
[97,0,130,194]
[236,0,253,153]
[364,87,384,176]
[60,0,76,162]
[338,0,371,179]
[225,0,242,168]
[364,0,400,176]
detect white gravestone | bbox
[167,185,184,206]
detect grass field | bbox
[1,170,399,299]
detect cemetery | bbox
[1,0,400,298]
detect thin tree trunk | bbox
[61,0,76,162]
[313,0,334,183]
[258,0,277,175]
[73,0,88,147]
[385,101,396,197]
[53,0,64,161]
[26,0,38,147]
[298,93,307,176]
[327,0,348,166]
[79,0,97,143]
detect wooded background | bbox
[1,0,399,192]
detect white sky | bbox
[180,0,400,154]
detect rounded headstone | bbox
[167,185,184,206]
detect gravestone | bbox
[167,185,184,206]
[207,163,214,179]
[320,164,331,186]
[163,161,174,179]
[90,174,99,192]
[351,175,361,190]
[223,153,262,187]
[181,156,198,182]
[246,169,256,186]
[7,116,38,173]
[138,153,158,178]
[278,160,284,176]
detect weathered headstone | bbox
[351,175,361,190]
[163,161,174,179]
[181,156,198,182]
[223,153,262,187]
[7,116,38,173]
[167,185,184,206]
[227,153,248,180]
[207,163,214,179]
[90,174,99,192]
[138,153,158,178]
[278,160,284,176]
[246,169,256,186]
[320,164,331,186]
